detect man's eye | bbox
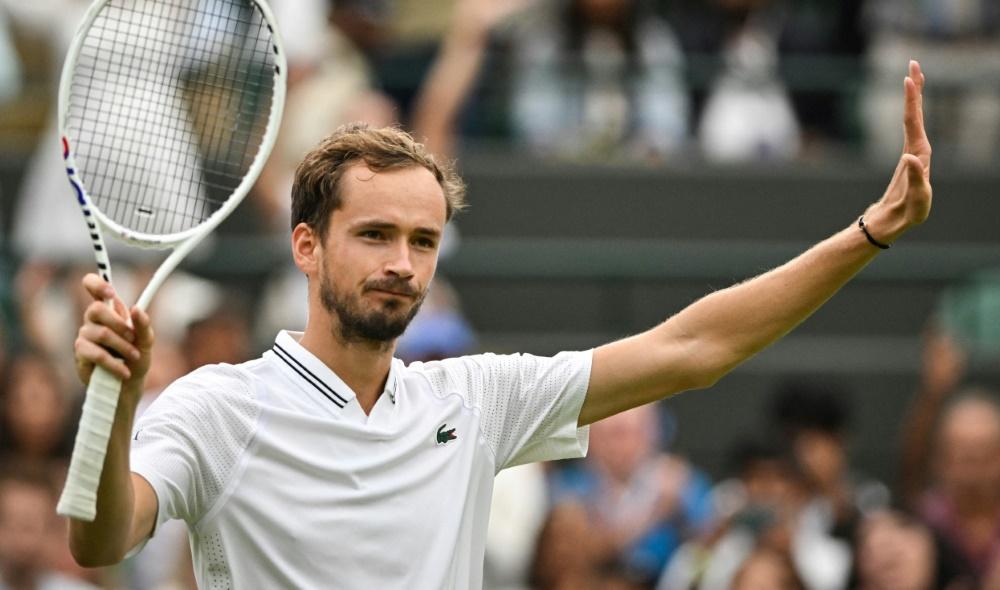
[415,238,436,249]
[361,230,384,240]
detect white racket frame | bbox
[57,0,287,522]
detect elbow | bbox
[68,529,126,568]
[684,369,724,392]
[682,346,742,392]
[70,544,124,569]
[70,546,125,569]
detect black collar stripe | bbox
[272,344,347,408]
[272,343,350,405]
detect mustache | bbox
[363,278,420,297]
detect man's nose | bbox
[384,242,415,278]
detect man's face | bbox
[0,481,51,577]
[589,405,656,482]
[856,512,935,590]
[936,400,1000,500]
[315,163,447,344]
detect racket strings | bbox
[66,0,277,236]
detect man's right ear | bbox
[291,223,320,275]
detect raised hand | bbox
[74,273,154,396]
[454,0,537,39]
[865,61,933,243]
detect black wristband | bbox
[858,216,890,250]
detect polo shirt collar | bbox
[270,331,399,412]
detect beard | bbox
[319,271,425,344]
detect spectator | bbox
[484,463,548,590]
[776,0,867,151]
[529,501,604,590]
[915,393,1000,583]
[853,508,974,590]
[182,297,254,370]
[5,0,212,263]
[411,0,536,159]
[550,404,713,587]
[697,0,801,162]
[0,459,98,589]
[270,0,329,75]
[13,263,92,375]
[255,0,397,231]
[862,0,1000,164]
[3,1,86,263]
[900,270,1000,506]
[509,0,690,160]
[659,437,850,590]
[769,380,889,542]
[730,545,805,590]
[0,351,75,461]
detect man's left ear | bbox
[291,223,320,274]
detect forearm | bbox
[68,386,141,567]
[665,220,882,382]
[584,220,886,424]
[411,21,490,158]
[898,380,952,506]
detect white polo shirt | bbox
[130,331,592,589]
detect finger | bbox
[79,324,142,361]
[903,77,920,147]
[83,301,135,340]
[75,338,131,381]
[81,272,134,322]
[909,60,925,93]
[81,273,115,302]
[114,297,133,330]
[902,82,930,166]
[130,307,155,350]
[903,61,930,155]
[903,154,928,190]
[909,60,927,139]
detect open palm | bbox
[876,61,933,235]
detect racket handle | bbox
[57,366,124,522]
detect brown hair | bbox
[290,123,466,239]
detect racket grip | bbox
[57,366,124,522]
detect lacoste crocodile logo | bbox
[436,424,457,445]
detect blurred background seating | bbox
[1,0,999,587]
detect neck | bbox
[299,317,395,415]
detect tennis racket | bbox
[57,0,286,521]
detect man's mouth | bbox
[366,285,417,299]
[370,289,413,298]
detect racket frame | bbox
[56,0,287,521]
[59,0,287,308]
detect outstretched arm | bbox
[580,61,932,425]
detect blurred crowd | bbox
[4,264,1000,590]
[1,0,999,589]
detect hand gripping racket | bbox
[57,0,286,521]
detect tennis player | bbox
[68,61,931,588]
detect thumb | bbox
[903,154,926,185]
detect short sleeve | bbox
[413,350,593,471]
[130,365,260,536]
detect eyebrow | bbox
[354,220,442,238]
